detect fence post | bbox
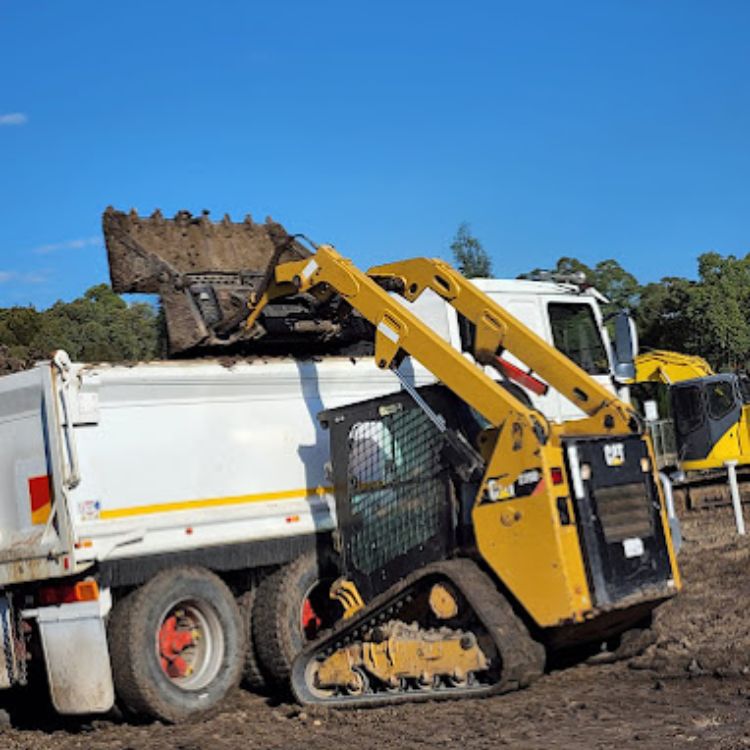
[725,460,746,536]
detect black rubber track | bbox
[291,558,546,708]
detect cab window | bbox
[707,381,737,421]
[548,303,609,375]
[672,385,704,435]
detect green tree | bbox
[636,277,697,354]
[0,284,160,368]
[591,259,640,311]
[688,253,750,369]
[524,256,640,317]
[450,223,492,278]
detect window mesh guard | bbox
[346,407,447,574]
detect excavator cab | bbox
[670,373,744,468]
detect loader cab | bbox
[670,374,744,466]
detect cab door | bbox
[542,299,615,422]
[488,294,567,422]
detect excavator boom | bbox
[634,349,715,383]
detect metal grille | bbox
[594,482,653,543]
[346,406,446,574]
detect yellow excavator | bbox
[244,232,681,706]
[633,349,750,509]
[634,349,750,473]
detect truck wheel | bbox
[108,567,244,723]
[237,587,267,691]
[252,552,341,687]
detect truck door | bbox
[490,296,567,422]
[545,301,614,421]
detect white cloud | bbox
[0,271,48,285]
[33,236,100,255]
[0,113,28,126]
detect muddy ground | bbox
[3,509,750,750]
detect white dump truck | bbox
[0,275,634,722]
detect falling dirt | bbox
[3,509,750,749]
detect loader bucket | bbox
[103,207,311,354]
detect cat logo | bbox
[603,442,625,467]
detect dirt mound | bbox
[630,509,750,678]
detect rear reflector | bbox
[38,580,99,606]
[550,467,564,485]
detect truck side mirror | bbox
[613,310,637,380]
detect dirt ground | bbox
[3,509,750,750]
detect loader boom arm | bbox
[246,244,639,439]
[368,257,634,428]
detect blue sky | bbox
[1,0,749,308]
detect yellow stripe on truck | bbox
[99,486,333,520]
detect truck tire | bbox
[108,566,244,723]
[237,587,267,691]
[252,552,341,688]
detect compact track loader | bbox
[242,229,681,707]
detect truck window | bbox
[547,303,609,375]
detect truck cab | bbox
[403,277,626,423]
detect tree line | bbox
[0,284,161,373]
[0,227,746,372]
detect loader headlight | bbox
[640,457,651,473]
[580,463,591,481]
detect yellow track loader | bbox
[244,230,681,707]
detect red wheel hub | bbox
[301,598,323,640]
[159,614,196,678]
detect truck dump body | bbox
[0,355,432,587]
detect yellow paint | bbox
[330,578,365,619]
[634,350,713,383]
[634,349,750,472]
[473,440,594,627]
[682,420,750,471]
[99,485,332,520]
[31,504,51,525]
[315,624,488,690]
